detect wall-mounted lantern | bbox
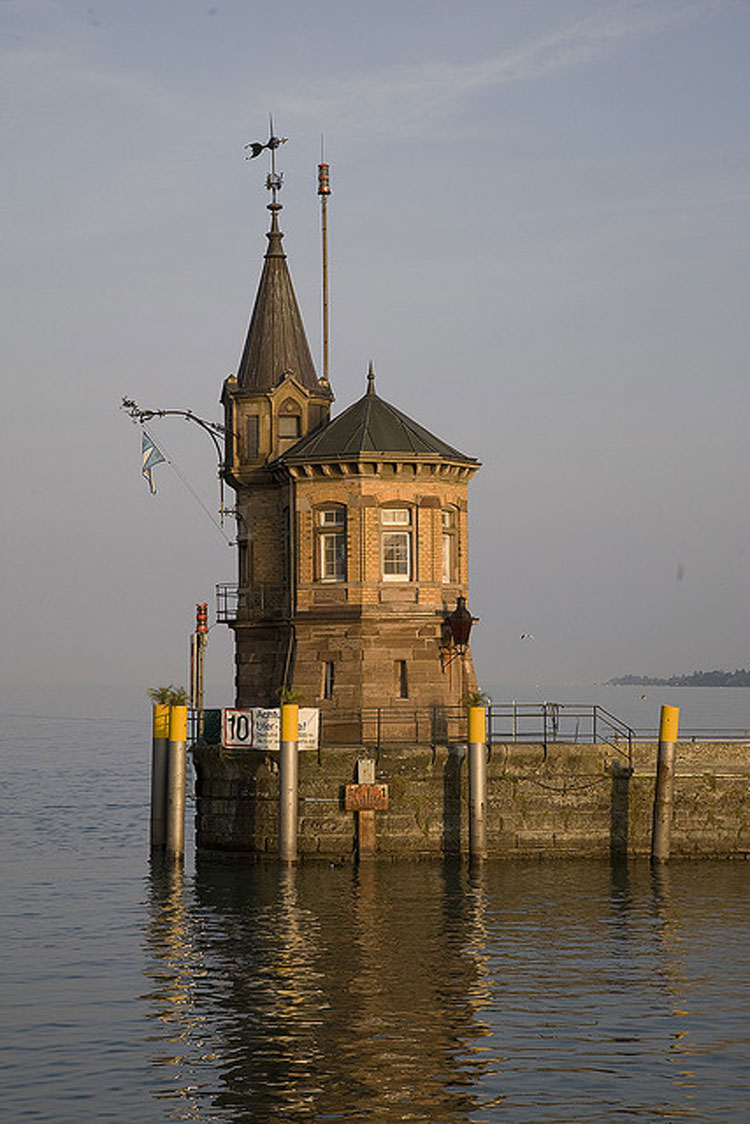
[440,596,476,669]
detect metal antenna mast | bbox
[317,137,331,388]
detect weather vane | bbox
[245,115,287,205]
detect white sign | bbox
[221,708,319,752]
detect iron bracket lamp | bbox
[440,596,477,670]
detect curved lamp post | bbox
[121,396,231,519]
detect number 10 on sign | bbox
[222,709,255,747]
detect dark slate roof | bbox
[280,370,478,465]
[236,204,328,396]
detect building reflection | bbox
[141,856,210,1120]
[140,858,750,1121]
[169,860,493,1123]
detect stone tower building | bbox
[221,192,480,713]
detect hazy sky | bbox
[2,0,748,700]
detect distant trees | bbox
[609,670,750,687]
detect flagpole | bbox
[318,144,331,388]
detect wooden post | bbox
[150,703,170,851]
[166,705,188,862]
[356,758,376,860]
[651,705,679,863]
[279,704,299,863]
[468,706,488,860]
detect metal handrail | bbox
[630,726,750,743]
[319,706,467,750]
[216,583,238,622]
[216,581,287,622]
[488,702,633,767]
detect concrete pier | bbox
[193,735,749,861]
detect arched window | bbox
[381,507,412,581]
[316,506,347,582]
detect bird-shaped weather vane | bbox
[245,115,287,205]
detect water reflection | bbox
[185,862,492,1122]
[140,860,750,1123]
[142,857,210,1119]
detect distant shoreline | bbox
[608,670,750,688]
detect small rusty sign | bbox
[344,783,389,812]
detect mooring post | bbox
[468,705,488,861]
[279,703,299,863]
[651,705,679,863]
[166,705,188,862]
[150,703,170,851]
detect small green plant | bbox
[278,686,305,705]
[463,689,490,707]
[147,685,188,706]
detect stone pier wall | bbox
[191,740,749,861]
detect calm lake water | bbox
[2,687,749,1122]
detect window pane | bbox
[319,508,344,525]
[382,531,410,579]
[278,415,301,438]
[382,508,410,525]
[321,531,346,581]
[442,532,453,582]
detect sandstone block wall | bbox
[192,740,750,861]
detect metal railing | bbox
[319,706,467,750]
[192,702,635,761]
[191,701,749,754]
[216,582,287,622]
[630,725,750,743]
[488,703,634,766]
[215,583,239,622]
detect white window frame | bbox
[442,531,453,583]
[317,507,346,582]
[441,508,457,583]
[320,531,346,582]
[381,508,412,582]
[382,508,411,526]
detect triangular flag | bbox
[141,429,166,494]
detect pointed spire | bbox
[367,361,376,395]
[236,202,326,395]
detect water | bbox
[2,691,749,1122]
